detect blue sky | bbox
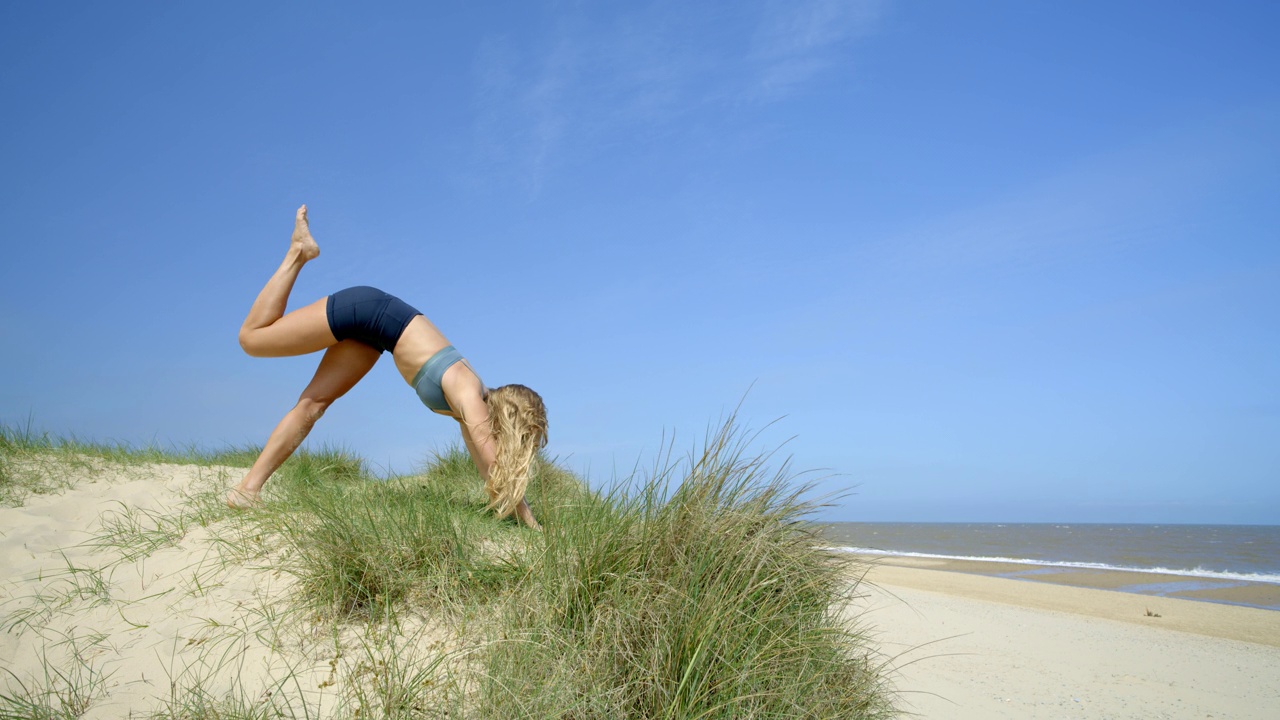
[2,1,1277,523]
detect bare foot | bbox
[226,486,260,510]
[291,204,319,261]
[515,499,542,531]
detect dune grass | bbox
[1,419,895,718]
[467,422,890,719]
[0,633,113,720]
[247,444,588,621]
[0,419,257,507]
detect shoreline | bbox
[852,556,1280,647]
[840,550,1280,612]
[849,558,1280,719]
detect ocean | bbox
[819,523,1280,610]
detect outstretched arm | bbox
[458,417,494,484]
[458,409,541,530]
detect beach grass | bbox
[0,632,113,720]
[0,419,895,718]
[0,418,257,507]
[465,420,890,719]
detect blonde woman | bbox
[227,206,547,530]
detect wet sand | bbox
[866,553,1280,611]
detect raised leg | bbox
[238,205,336,358]
[229,340,382,507]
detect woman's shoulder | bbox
[444,362,487,417]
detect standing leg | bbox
[238,205,336,358]
[229,340,382,507]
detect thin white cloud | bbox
[470,35,518,169]
[525,35,578,192]
[750,0,883,99]
[467,24,592,193]
[465,1,885,193]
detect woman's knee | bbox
[239,328,268,357]
[295,395,333,423]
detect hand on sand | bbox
[226,487,260,510]
[291,204,320,261]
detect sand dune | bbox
[0,459,451,717]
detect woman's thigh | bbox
[299,339,382,405]
[243,298,336,358]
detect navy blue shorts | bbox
[325,286,422,353]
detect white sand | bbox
[0,458,449,717]
[852,563,1280,720]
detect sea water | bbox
[819,523,1280,608]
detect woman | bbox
[227,205,546,530]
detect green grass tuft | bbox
[467,418,892,719]
[253,446,571,618]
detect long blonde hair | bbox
[483,384,548,518]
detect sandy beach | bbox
[3,459,1278,718]
[853,557,1280,719]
